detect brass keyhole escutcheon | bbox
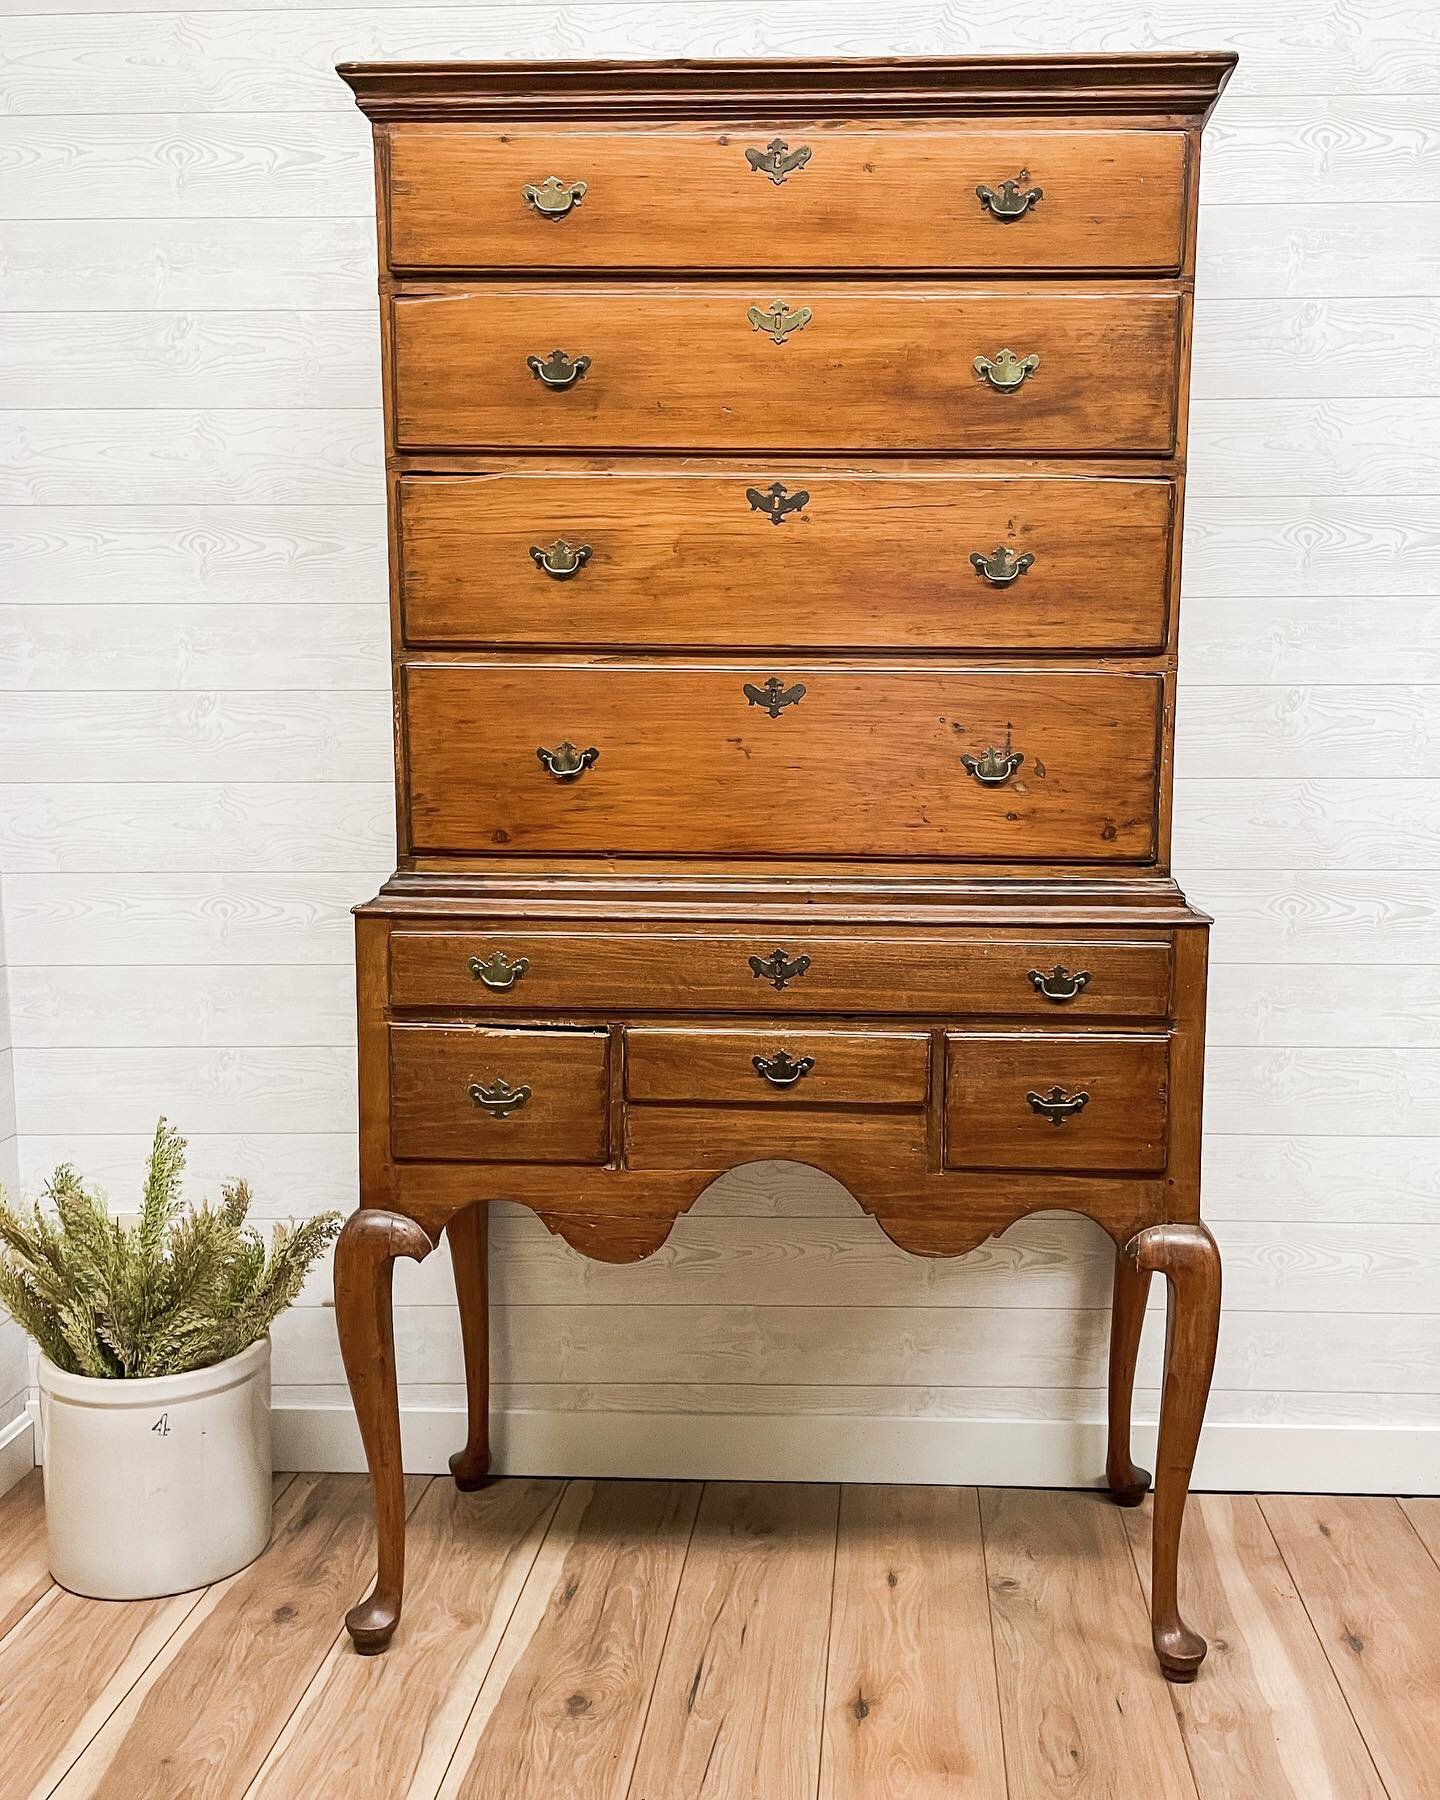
[521,175,588,218]
[530,538,592,580]
[745,481,810,524]
[748,949,812,991]
[745,138,812,185]
[469,1076,532,1118]
[746,300,812,344]
[977,171,1043,219]
[527,349,591,389]
[743,677,806,718]
[973,348,1039,392]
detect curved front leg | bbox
[446,1204,494,1490]
[334,1207,435,1653]
[1106,1243,1153,1506]
[1126,1221,1221,1682]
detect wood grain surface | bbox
[4,1473,1439,1798]
[396,470,1175,654]
[386,124,1187,272]
[390,285,1183,453]
[402,663,1164,862]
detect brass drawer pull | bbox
[1027,1085,1090,1126]
[469,1076,532,1118]
[528,349,591,389]
[537,741,599,781]
[748,948,812,991]
[971,545,1034,586]
[745,138,812,185]
[753,1049,815,1087]
[522,175,588,219]
[468,950,530,991]
[962,745,1025,786]
[1029,965,1091,1003]
[744,677,806,718]
[746,481,810,524]
[530,537,592,580]
[974,348,1039,392]
[977,171,1043,220]
[747,300,811,344]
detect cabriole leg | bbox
[1106,1242,1154,1505]
[1125,1221,1222,1682]
[334,1207,434,1654]
[446,1203,494,1490]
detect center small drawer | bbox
[390,1024,609,1162]
[625,1027,930,1105]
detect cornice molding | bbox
[338,54,1238,125]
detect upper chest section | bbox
[342,56,1236,280]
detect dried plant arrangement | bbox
[0,1118,341,1378]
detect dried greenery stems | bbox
[0,1119,342,1379]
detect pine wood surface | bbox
[2,1470,1436,1799]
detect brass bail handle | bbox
[528,349,591,389]
[977,171,1043,219]
[974,348,1039,392]
[522,175,588,218]
[530,538,592,580]
[468,950,530,991]
[1027,1085,1090,1126]
[971,545,1034,586]
[753,1049,815,1087]
[469,1077,532,1118]
[537,741,600,781]
[1028,965,1091,1004]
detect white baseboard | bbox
[273,1405,1440,1496]
[0,1410,35,1497]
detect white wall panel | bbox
[3,1,1438,1490]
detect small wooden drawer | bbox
[402,663,1163,863]
[944,1031,1169,1172]
[390,1024,609,1162]
[389,930,1173,1019]
[390,286,1181,454]
[385,126,1188,273]
[625,1026,930,1105]
[397,471,1174,655]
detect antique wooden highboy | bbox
[336,52,1237,1681]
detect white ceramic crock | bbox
[38,1336,272,1599]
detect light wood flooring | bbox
[1,1469,1437,1798]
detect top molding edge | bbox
[337,53,1239,124]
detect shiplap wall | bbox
[2,3,1439,1491]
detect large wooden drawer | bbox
[390,1024,609,1162]
[625,1027,930,1105]
[385,126,1188,273]
[398,471,1174,654]
[944,1031,1169,1172]
[389,930,1173,1019]
[402,662,1163,863]
[390,286,1182,453]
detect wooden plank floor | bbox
[1,1471,1435,1799]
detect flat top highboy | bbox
[335,52,1236,1680]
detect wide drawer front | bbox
[398,472,1174,654]
[945,1031,1169,1172]
[402,663,1163,862]
[389,931,1173,1019]
[387,126,1188,273]
[390,1024,609,1162]
[625,1027,930,1104]
[390,287,1181,453]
